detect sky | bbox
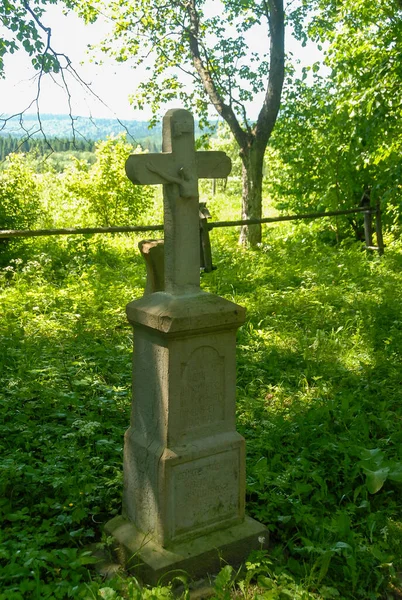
[0,4,324,123]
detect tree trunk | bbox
[239,145,265,246]
[186,0,284,248]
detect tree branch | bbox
[1,1,139,154]
[185,0,248,150]
[255,0,285,150]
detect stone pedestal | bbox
[105,109,267,584]
[105,291,267,582]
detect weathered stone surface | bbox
[125,109,232,296]
[123,431,245,546]
[138,240,164,295]
[106,108,266,584]
[125,151,231,187]
[105,514,268,585]
[126,291,245,334]
[123,291,246,547]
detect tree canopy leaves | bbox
[0,0,77,76]
[265,0,402,234]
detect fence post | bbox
[199,203,214,272]
[361,191,373,248]
[375,199,385,256]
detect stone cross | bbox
[125,108,231,295]
[105,108,267,585]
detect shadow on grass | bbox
[1,228,402,597]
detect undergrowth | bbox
[1,221,402,599]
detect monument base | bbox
[105,515,268,585]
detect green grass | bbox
[1,219,402,599]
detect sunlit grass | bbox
[1,219,402,598]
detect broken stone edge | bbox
[105,515,268,586]
[126,291,246,335]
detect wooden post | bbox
[361,191,373,248]
[199,203,213,272]
[375,199,385,256]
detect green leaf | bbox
[331,542,352,552]
[214,565,234,591]
[359,448,385,464]
[257,575,275,589]
[6,512,30,522]
[318,550,333,583]
[364,468,389,494]
[99,588,118,599]
[387,463,402,483]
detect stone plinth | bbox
[105,514,266,585]
[105,291,267,581]
[125,291,245,546]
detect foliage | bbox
[1,200,402,597]
[197,122,243,200]
[209,123,242,180]
[205,221,402,599]
[264,76,371,238]
[3,0,400,247]
[81,0,278,130]
[39,150,97,173]
[0,134,95,161]
[0,152,42,231]
[315,0,402,233]
[268,0,402,233]
[63,136,154,227]
[0,234,136,598]
[74,0,285,245]
[0,0,60,76]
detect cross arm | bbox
[125,150,231,187]
[196,152,231,179]
[125,153,176,185]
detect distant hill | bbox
[0,113,214,151]
[0,113,162,151]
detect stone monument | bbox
[105,109,267,583]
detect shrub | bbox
[63,136,154,227]
[0,153,42,231]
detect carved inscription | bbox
[180,346,225,431]
[172,450,240,537]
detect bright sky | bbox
[0,4,323,122]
